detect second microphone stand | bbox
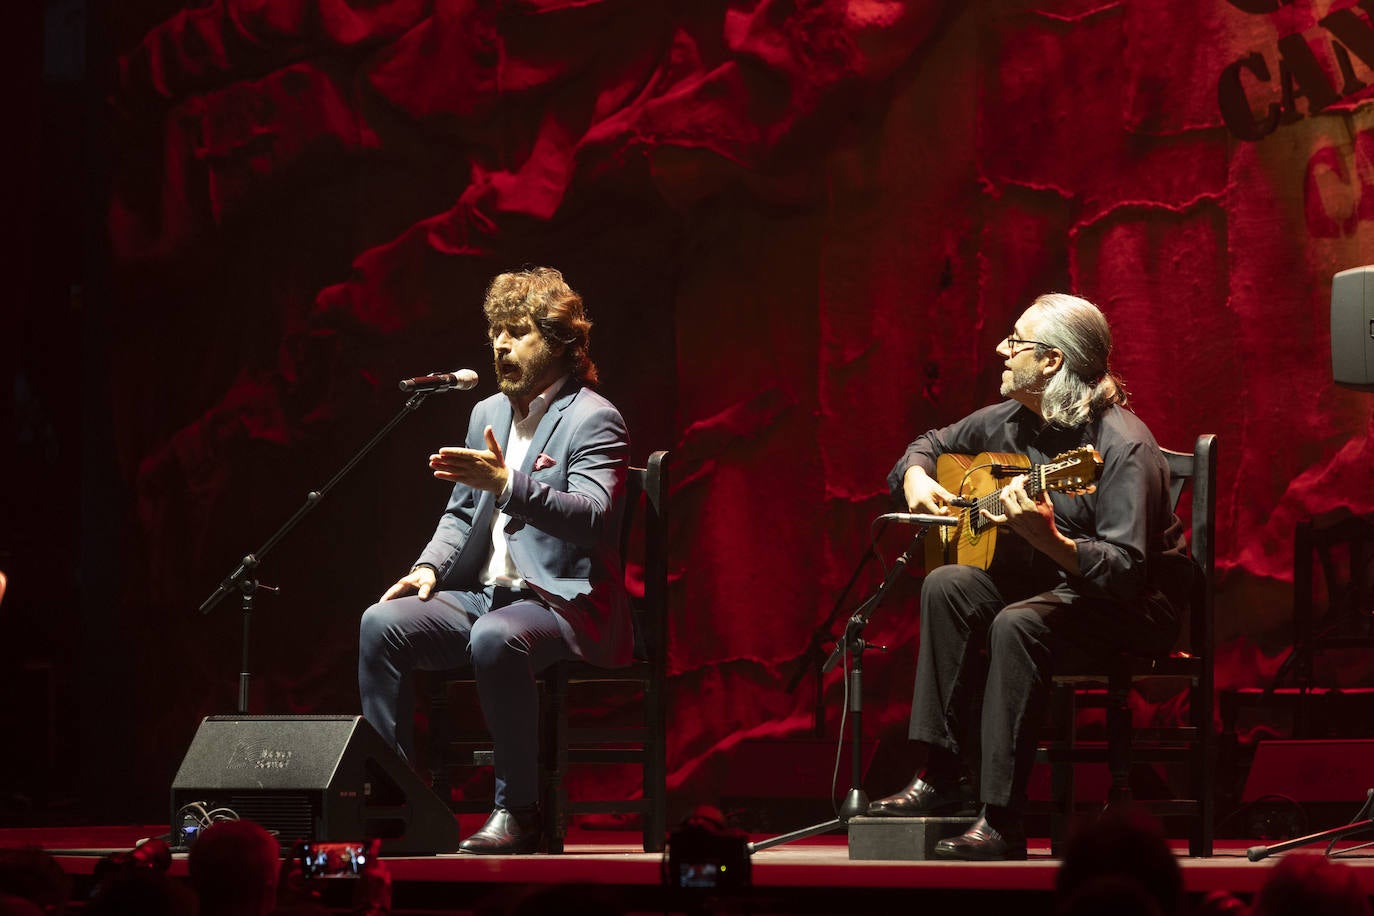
[750,514,955,853]
[197,388,441,714]
[1245,789,1374,861]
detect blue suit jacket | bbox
[414,379,633,668]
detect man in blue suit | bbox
[359,267,632,855]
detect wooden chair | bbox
[1033,434,1218,856]
[1287,509,1374,697]
[426,450,669,853]
[1216,508,1374,814]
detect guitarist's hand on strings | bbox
[982,475,1080,573]
[902,466,961,516]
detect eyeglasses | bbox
[1004,335,1050,351]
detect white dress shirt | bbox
[480,376,568,589]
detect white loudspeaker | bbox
[1331,265,1374,391]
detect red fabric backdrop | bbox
[103,0,1374,818]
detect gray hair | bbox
[1028,293,1128,428]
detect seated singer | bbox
[868,293,1191,860]
[359,267,632,855]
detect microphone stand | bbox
[750,514,955,853]
[1246,789,1374,861]
[198,388,442,714]
[783,521,889,737]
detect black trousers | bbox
[907,564,1175,809]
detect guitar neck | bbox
[970,464,1046,516]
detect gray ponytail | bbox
[1030,293,1129,428]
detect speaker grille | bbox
[222,792,318,844]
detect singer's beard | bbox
[1000,363,1042,398]
[496,346,559,401]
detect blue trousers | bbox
[358,585,574,809]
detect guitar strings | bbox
[958,461,1056,543]
[958,462,1011,542]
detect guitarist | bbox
[866,293,1193,860]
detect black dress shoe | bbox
[866,775,976,817]
[933,815,1027,861]
[459,807,542,855]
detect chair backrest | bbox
[620,451,669,666]
[1161,434,1218,669]
[1293,508,1374,681]
[1298,511,1374,622]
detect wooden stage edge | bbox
[6,825,1374,902]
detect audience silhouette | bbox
[0,847,67,915]
[189,821,282,916]
[1055,808,1185,916]
[1253,853,1371,916]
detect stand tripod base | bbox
[848,815,977,861]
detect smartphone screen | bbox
[297,842,367,878]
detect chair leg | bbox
[428,678,452,807]
[644,677,666,853]
[542,670,569,854]
[1105,679,1133,806]
[1049,684,1076,857]
[1192,681,1215,856]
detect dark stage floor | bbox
[5,823,1374,915]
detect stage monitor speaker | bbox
[1242,738,1374,804]
[170,715,460,855]
[1331,265,1374,391]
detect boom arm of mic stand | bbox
[783,519,890,695]
[197,389,439,615]
[822,525,929,674]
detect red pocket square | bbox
[533,453,558,471]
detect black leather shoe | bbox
[933,815,1027,861]
[866,775,976,817]
[458,807,542,855]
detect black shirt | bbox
[887,400,1191,611]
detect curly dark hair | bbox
[482,267,599,385]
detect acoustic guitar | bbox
[923,447,1103,571]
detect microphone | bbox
[878,512,959,527]
[398,369,479,393]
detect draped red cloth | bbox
[109,0,1374,812]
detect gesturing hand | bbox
[429,425,509,493]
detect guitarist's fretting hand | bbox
[902,466,961,516]
[981,475,1080,573]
